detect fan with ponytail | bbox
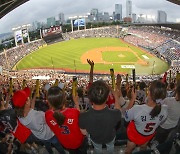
[47,86,66,126]
[149,80,166,118]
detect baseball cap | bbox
[13,87,31,108]
[24,87,31,97]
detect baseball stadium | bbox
[0,0,180,154]
[13,36,169,75]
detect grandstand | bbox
[0,24,179,76]
[0,39,46,70]
[123,26,180,74]
[62,26,122,40]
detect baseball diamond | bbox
[14,37,169,75]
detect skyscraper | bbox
[59,13,65,24]
[132,13,136,23]
[126,0,132,17]
[47,17,56,27]
[97,12,103,22]
[157,10,167,23]
[90,8,99,21]
[115,4,122,20]
[103,12,110,22]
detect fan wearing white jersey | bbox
[124,80,168,154]
[155,82,180,144]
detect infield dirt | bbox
[81,47,148,65]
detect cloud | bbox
[0,0,179,34]
[135,0,166,9]
[133,0,180,21]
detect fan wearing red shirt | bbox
[45,86,87,154]
[0,90,31,144]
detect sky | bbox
[0,0,179,34]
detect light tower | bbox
[69,16,77,32]
[69,15,87,32]
[12,24,31,47]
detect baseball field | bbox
[14,38,169,75]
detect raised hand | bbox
[72,95,80,111]
[72,95,79,104]
[87,59,94,67]
[87,59,94,83]
[131,87,137,101]
[116,74,122,86]
[109,86,121,110]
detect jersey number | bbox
[60,125,70,134]
[144,123,156,133]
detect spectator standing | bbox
[79,80,121,154]
[45,86,87,154]
[0,92,31,144]
[155,82,180,144]
[13,87,65,154]
[124,80,168,154]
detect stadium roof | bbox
[167,0,180,5]
[0,0,29,19]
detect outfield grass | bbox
[15,38,169,75]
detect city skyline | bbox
[0,0,179,34]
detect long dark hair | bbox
[77,87,85,109]
[47,86,66,126]
[149,80,166,118]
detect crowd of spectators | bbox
[156,39,180,60]
[124,26,180,74]
[124,26,170,49]
[0,40,46,70]
[0,59,179,154]
[124,26,179,49]
[62,26,121,40]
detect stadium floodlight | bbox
[22,24,31,28]
[69,16,75,32]
[79,15,87,18]
[22,25,27,28]
[12,24,31,46]
[12,26,20,31]
[69,15,87,32]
